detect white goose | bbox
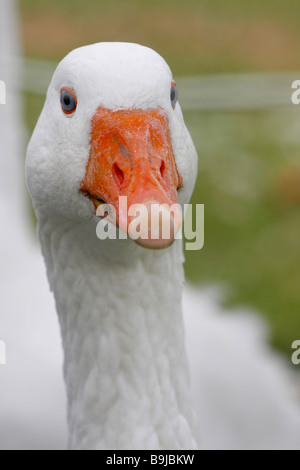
[26,42,300,450]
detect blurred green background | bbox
[20,0,300,355]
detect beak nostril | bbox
[160,160,165,179]
[112,162,125,187]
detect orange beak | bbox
[80,107,183,249]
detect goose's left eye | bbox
[170,82,178,109]
[60,87,77,115]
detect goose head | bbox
[26,42,198,249]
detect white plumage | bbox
[1,0,300,450]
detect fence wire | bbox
[5,58,299,112]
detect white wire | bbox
[5,58,299,111]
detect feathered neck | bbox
[38,213,198,450]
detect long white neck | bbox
[38,214,198,450]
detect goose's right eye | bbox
[60,87,77,116]
[170,81,178,109]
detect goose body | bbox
[26,42,199,450]
[1,36,294,450]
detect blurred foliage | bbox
[185,109,300,354]
[20,0,300,75]
[21,0,300,355]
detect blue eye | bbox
[60,87,77,115]
[170,83,178,109]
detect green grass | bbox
[20,0,300,74]
[20,0,300,21]
[184,108,300,354]
[21,0,300,356]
